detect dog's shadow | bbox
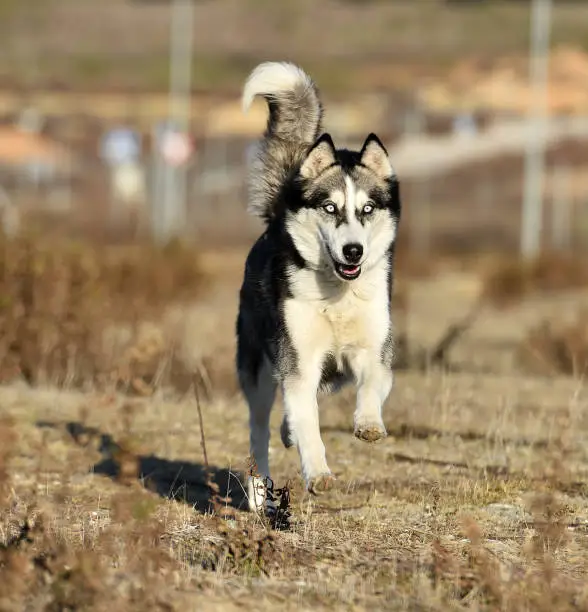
[36,420,247,513]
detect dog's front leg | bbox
[350,350,392,442]
[282,367,333,494]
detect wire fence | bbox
[0,100,587,256]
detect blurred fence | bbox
[0,97,587,256]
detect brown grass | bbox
[518,311,588,377]
[2,0,588,92]
[0,234,205,391]
[480,253,588,309]
[1,369,587,610]
[0,239,588,610]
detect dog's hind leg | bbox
[238,353,277,513]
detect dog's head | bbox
[286,133,400,281]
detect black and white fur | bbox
[236,62,401,512]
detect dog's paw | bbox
[247,475,277,514]
[307,472,335,495]
[354,422,387,443]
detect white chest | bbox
[285,265,391,360]
[320,284,389,351]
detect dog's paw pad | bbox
[354,423,387,443]
[307,473,335,495]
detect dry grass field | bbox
[2,0,588,607]
[2,0,588,92]
[1,236,588,611]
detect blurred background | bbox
[1,0,587,256]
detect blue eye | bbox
[363,202,375,215]
[323,201,336,214]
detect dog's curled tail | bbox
[242,62,323,222]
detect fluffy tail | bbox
[242,62,323,222]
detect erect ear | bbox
[360,133,394,179]
[299,133,337,179]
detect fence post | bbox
[520,0,552,259]
[156,0,194,245]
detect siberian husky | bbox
[236,62,401,512]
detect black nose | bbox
[342,243,363,264]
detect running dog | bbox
[236,62,401,512]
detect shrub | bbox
[517,311,588,376]
[481,253,588,309]
[0,234,204,389]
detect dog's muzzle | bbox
[333,242,363,280]
[334,262,361,280]
[325,243,363,281]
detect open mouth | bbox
[335,263,362,280]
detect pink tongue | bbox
[343,265,359,275]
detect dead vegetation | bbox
[0,233,205,392]
[480,253,588,309]
[1,370,587,611]
[394,252,588,373]
[518,310,588,377]
[0,235,587,610]
[2,0,588,92]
